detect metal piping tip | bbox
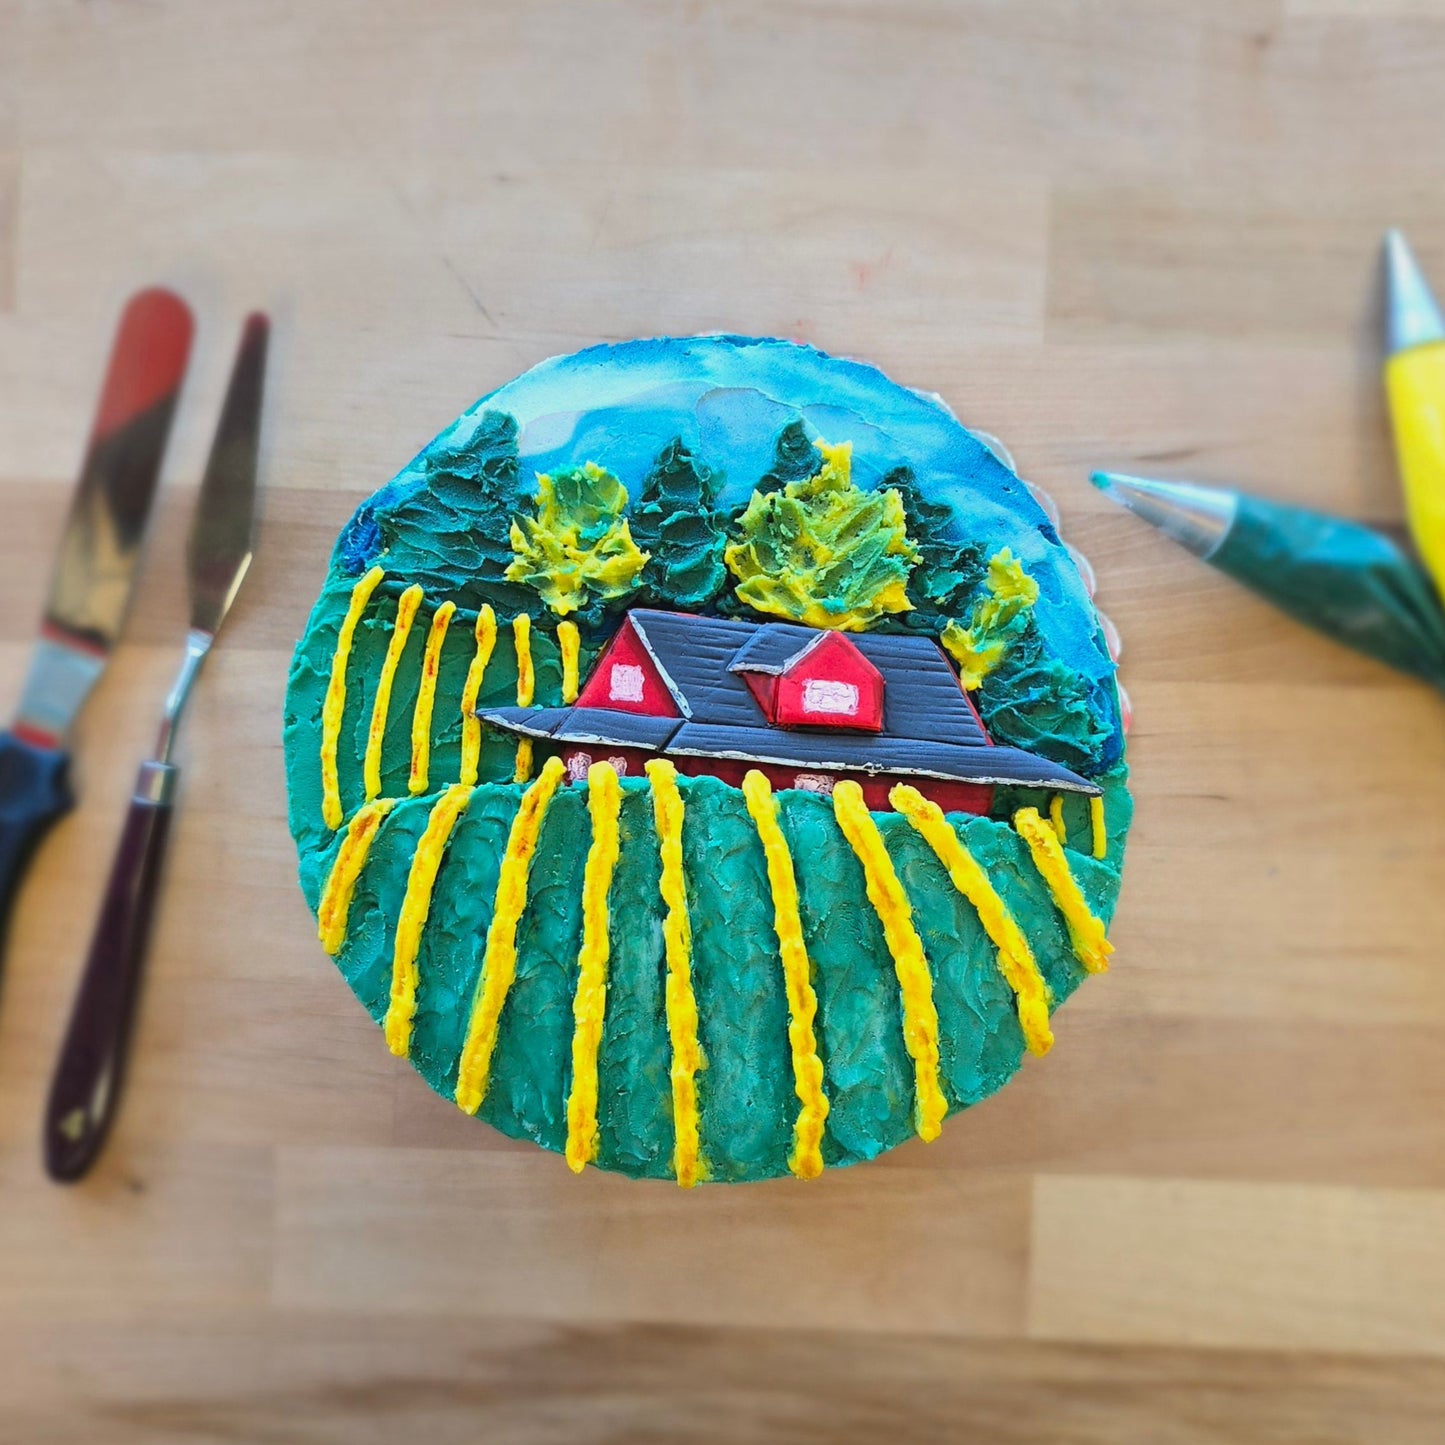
[1090,471,1239,561]
[1384,228,1445,356]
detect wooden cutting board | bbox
[1,1,1444,1439]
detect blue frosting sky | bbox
[417,334,1111,692]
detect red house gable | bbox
[739,631,884,732]
[574,616,680,717]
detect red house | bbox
[481,609,1099,814]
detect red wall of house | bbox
[574,619,679,717]
[773,632,884,732]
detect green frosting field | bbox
[285,576,1130,1181]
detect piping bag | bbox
[1091,473,1445,693]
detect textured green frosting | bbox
[284,336,1133,1183]
[291,726,1129,1181]
[629,439,729,612]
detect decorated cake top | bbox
[284,335,1130,1185]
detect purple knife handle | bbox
[44,759,175,1182]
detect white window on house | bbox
[609,663,646,703]
[801,678,860,716]
[566,752,593,782]
[606,755,629,776]
[793,772,834,795]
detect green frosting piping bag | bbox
[1093,471,1445,692]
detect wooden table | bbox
[3,3,1445,1440]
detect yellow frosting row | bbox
[364,584,424,802]
[564,763,623,1173]
[890,785,1054,1056]
[455,756,568,1115]
[741,769,828,1180]
[1090,795,1108,860]
[831,781,947,1143]
[512,613,535,784]
[316,797,394,954]
[558,620,581,705]
[1013,806,1113,973]
[383,782,474,1057]
[320,565,385,829]
[646,759,706,1188]
[408,600,456,795]
[1051,792,1109,863]
[458,604,498,788]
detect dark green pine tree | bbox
[882,460,1114,771]
[882,465,988,632]
[630,438,729,611]
[975,628,1116,776]
[373,408,535,616]
[753,420,822,495]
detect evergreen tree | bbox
[372,409,534,615]
[976,631,1115,775]
[630,439,729,611]
[754,420,822,495]
[883,466,987,631]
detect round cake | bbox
[284,336,1131,1185]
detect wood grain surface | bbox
[3,2,1445,1441]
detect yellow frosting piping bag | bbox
[1384,229,1445,604]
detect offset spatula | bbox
[0,290,192,977]
[44,314,267,1182]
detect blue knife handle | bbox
[0,731,73,957]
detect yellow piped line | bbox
[512,614,535,783]
[831,782,947,1143]
[320,565,385,830]
[409,601,455,795]
[364,584,424,802]
[513,741,534,784]
[1049,793,1067,843]
[646,759,706,1188]
[1014,806,1113,974]
[458,604,498,787]
[316,798,394,955]
[741,769,828,1180]
[559,620,581,704]
[890,785,1053,1056]
[383,782,474,1057]
[454,756,567,1115]
[564,762,623,1173]
[1090,795,1107,860]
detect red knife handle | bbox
[0,731,74,965]
[43,759,174,1182]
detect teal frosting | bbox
[307,765,1131,1183]
[629,439,729,612]
[978,630,1117,776]
[284,335,1133,1183]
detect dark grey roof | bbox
[479,705,674,750]
[851,632,991,748]
[477,609,1101,796]
[666,724,1099,794]
[626,611,755,719]
[709,616,992,749]
[728,623,826,675]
